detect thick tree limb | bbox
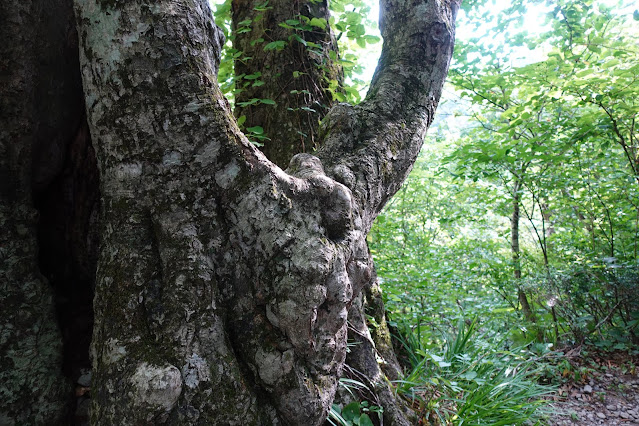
[318,0,460,230]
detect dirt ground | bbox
[548,348,639,425]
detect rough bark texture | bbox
[70,0,459,424]
[315,4,460,421]
[232,1,413,422]
[232,0,342,168]
[0,1,77,423]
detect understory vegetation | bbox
[211,0,638,423]
[368,0,639,423]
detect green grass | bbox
[393,317,555,425]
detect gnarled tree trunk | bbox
[1,0,458,423]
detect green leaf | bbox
[331,1,344,13]
[237,115,246,127]
[309,17,328,29]
[359,414,374,426]
[237,98,260,107]
[254,1,271,11]
[289,33,307,46]
[461,370,478,381]
[246,126,264,134]
[260,99,277,105]
[244,72,262,80]
[364,35,380,44]
[264,40,286,50]
[575,69,592,78]
[342,402,360,421]
[601,59,620,69]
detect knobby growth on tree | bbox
[0,0,459,424]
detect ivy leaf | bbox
[309,17,328,29]
[246,126,264,135]
[260,99,277,105]
[253,1,271,12]
[289,33,307,46]
[264,40,286,51]
[244,72,262,80]
[237,98,260,107]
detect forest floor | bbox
[547,349,639,425]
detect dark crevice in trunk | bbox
[21,0,102,421]
[32,114,100,424]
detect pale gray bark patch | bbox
[130,363,183,423]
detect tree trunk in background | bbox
[1,0,458,423]
[232,0,342,168]
[511,180,535,324]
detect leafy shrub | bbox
[540,264,639,350]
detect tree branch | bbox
[317,0,460,230]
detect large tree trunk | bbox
[2,0,458,423]
[229,1,417,424]
[1,0,89,422]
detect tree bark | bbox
[0,0,463,424]
[511,180,535,324]
[232,0,342,168]
[230,0,424,422]
[0,1,80,422]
